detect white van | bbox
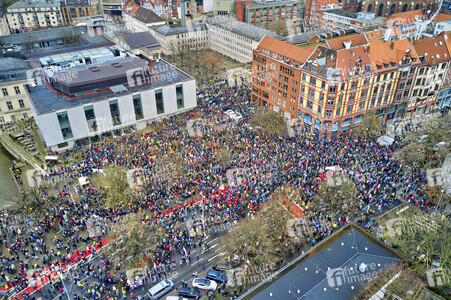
[148,280,174,300]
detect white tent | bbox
[377,135,394,146]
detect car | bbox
[148,280,174,300]
[166,296,188,300]
[192,278,218,291]
[206,270,227,283]
[213,262,229,272]
[433,141,449,151]
[224,110,235,116]
[207,98,218,106]
[416,134,429,142]
[230,112,243,121]
[178,287,201,299]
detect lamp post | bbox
[434,189,445,214]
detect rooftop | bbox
[243,224,406,300]
[383,9,424,25]
[27,58,191,115]
[132,7,164,24]
[325,33,368,50]
[154,24,208,36]
[0,26,111,54]
[116,32,160,51]
[367,39,419,71]
[413,35,450,64]
[208,16,282,41]
[0,57,30,83]
[259,36,315,64]
[8,0,60,9]
[249,0,300,6]
[285,30,328,45]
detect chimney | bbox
[343,40,352,49]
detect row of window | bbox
[58,87,184,140]
[2,86,21,96]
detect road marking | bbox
[192,258,204,265]
[209,237,219,243]
[211,244,218,249]
[167,272,179,280]
[215,245,226,251]
[208,252,225,262]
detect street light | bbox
[434,189,445,214]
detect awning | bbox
[110,84,128,93]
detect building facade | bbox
[152,24,209,54]
[244,0,304,33]
[26,48,196,150]
[408,35,451,116]
[361,0,437,17]
[0,58,32,124]
[0,12,10,36]
[60,0,96,25]
[304,0,341,30]
[208,16,282,63]
[123,3,165,32]
[322,11,384,31]
[252,36,424,137]
[6,0,62,33]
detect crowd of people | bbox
[0,78,447,299]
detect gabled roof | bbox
[363,30,383,42]
[154,24,208,36]
[413,35,450,65]
[335,46,373,78]
[258,36,315,64]
[208,16,282,41]
[383,9,424,25]
[132,7,164,24]
[366,39,418,72]
[325,34,368,50]
[123,0,140,16]
[316,0,340,7]
[432,13,451,23]
[116,32,160,50]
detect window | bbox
[155,89,164,114]
[14,86,20,95]
[302,74,306,81]
[84,105,97,133]
[299,97,303,105]
[351,81,357,89]
[6,101,13,110]
[327,98,334,105]
[133,94,143,120]
[336,108,340,115]
[318,105,322,113]
[321,81,326,89]
[57,112,73,140]
[329,85,337,93]
[307,101,313,109]
[319,93,324,102]
[2,88,8,96]
[347,105,353,113]
[310,77,316,85]
[18,99,25,108]
[109,100,121,125]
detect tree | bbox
[274,20,288,36]
[252,107,287,137]
[353,110,382,138]
[204,51,221,73]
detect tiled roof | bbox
[258,36,315,64]
[363,30,383,42]
[316,0,339,7]
[383,9,424,25]
[366,39,418,71]
[325,33,368,50]
[413,35,450,64]
[285,30,328,45]
[335,46,372,78]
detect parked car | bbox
[178,287,201,299]
[166,296,188,300]
[433,141,449,151]
[230,112,243,121]
[224,110,235,116]
[192,278,218,291]
[213,262,229,272]
[417,134,429,142]
[148,280,174,300]
[206,270,227,283]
